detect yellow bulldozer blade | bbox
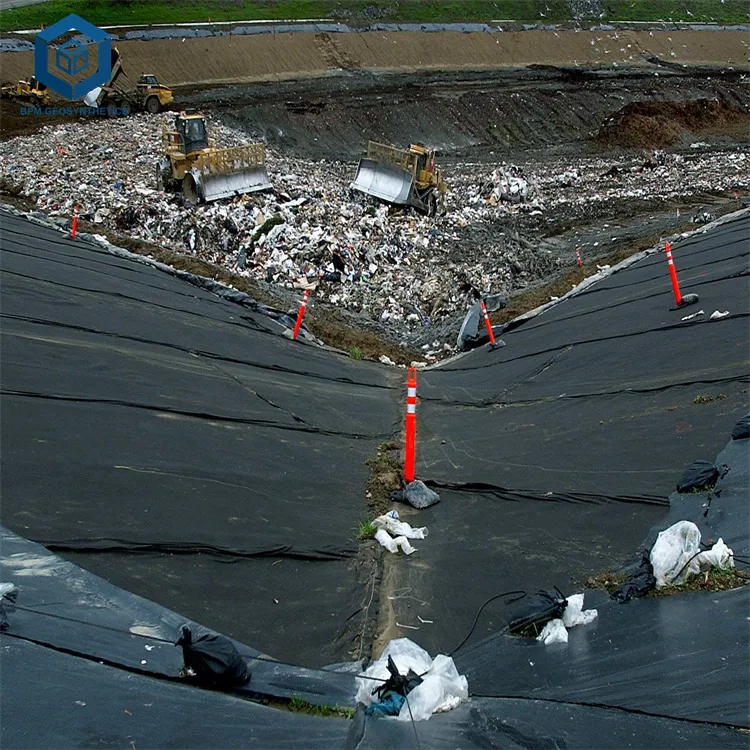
[183,166,272,203]
[350,158,414,206]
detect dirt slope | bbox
[1,29,747,86]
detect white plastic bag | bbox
[373,510,428,540]
[355,638,468,721]
[536,618,568,645]
[650,520,701,588]
[374,528,417,555]
[562,593,598,627]
[695,538,734,572]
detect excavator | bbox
[350,140,447,215]
[83,47,173,114]
[156,111,272,203]
[1,77,52,107]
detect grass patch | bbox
[1,2,567,32]
[349,345,363,360]
[365,441,402,516]
[650,566,750,596]
[2,1,746,33]
[357,517,377,540]
[584,570,629,595]
[693,393,728,405]
[289,695,354,719]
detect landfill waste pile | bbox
[1,113,747,359]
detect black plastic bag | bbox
[612,552,656,604]
[732,414,750,441]
[372,655,423,701]
[508,588,567,637]
[677,460,719,493]
[176,625,250,688]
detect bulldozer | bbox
[156,111,272,203]
[83,47,173,114]
[350,140,447,215]
[1,77,52,107]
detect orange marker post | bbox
[576,248,582,267]
[664,241,683,307]
[405,367,417,482]
[70,204,79,239]
[292,289,310,340]
[480,300,496,345]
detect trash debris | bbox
[709,310,730,320]
[561,593,598,628]
[612,552,657,603]
[0,583,18,632]
[533,592,597,645]
[692,211,716,224]
[365,654,422,717]
[536,618,568,645]
[681,309,704,321]
[1,114,746,358]
[508,588,568,636]
[356,638,468,721]
[694,538,735,573]
[176,625,250,688]
[650,520,701,588]
[373,509,428,540]
[374,528,418,555]
[677,460,723,493]
[391,480,440,509]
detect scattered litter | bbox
[395,622,420,631]
[391,480,440,509]
[535,593,597,645]
[612,551,657,603]
[509,588,567,636]
[681,309,704,321]
[677,460,724,493]
[695,538,735,572]
[374,509,428,539]
[710,310,730,319]
[417,615,433,624]
[374,528,417,555]
[536,618,568,644]
[650,520,701,588]
[176,625,250,687]
[356,638,468,721]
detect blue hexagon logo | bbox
[35,14,111,101]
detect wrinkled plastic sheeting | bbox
[695,539,735,572]
[732,413,750,441]
[0,582,18,632]
[650,521,702,588]
[612,552,656,603]
[356,638,468,721]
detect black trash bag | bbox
[371,655,423,702]
[612,552,656,604]
[677,460,720,493]
[508,588,567,637]
[732,414,750,441]
[176,625,250,688]
[390,480,440,510]
[0,583,18,632]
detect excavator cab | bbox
[174,113,209,155]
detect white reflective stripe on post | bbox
[406,404,416,414]
[407,387,416,398]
